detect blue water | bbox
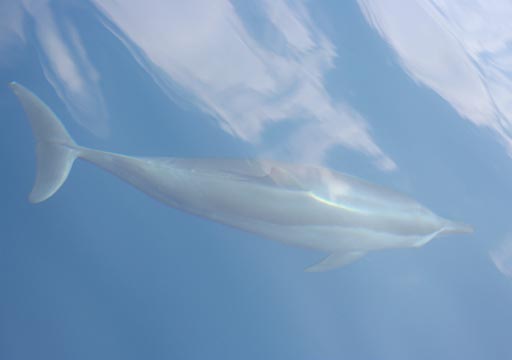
[2,1,512,359]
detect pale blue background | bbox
[1,1,512,359]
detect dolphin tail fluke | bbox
[10,82,80,203]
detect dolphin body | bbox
[10,82,472,271]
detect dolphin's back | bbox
[165,158,422,213]
[146,158,439,233]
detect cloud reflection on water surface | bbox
[359,0,512,158]
[90,0,396,169]
[1,1,423,169]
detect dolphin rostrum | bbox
[10,82,472,271]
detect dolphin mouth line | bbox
[441,222,474,235]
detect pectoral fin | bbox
[305,251,366,272]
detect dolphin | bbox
[10,82,472,271]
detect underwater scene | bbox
[1,1,512,359]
